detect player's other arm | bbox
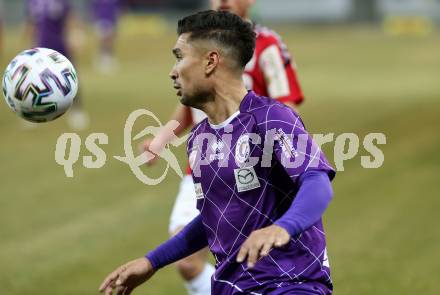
[237,170,333,268]
[166,104,193,136]
[270,119,335,243]
[99,215,208,294]
[274,170,333,236]
[237,105,335,268]
[140,104,192,165]
[259,39,304,112]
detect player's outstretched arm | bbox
[98,257,155,295]
[99,215,208,294]
[140,104,192,166]
[145,214,208,268]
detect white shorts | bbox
[169,175,199,234]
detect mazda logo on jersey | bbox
[237,169,254,184]
[234,166,261,192]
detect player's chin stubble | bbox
[180,89,214,109]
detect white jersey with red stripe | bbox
[190,23,304,125]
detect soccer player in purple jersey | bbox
[143,2,304,294]
[25,0,89,130]
[91,0,119,72]
[99,11,335,295]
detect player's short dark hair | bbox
[177,10,256,69]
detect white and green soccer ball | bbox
[2,48,78,122]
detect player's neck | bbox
[202,80,248,126]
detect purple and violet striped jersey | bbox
[187,91,336,294]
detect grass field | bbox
[1,21,439,295]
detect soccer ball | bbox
[2,48,78,123]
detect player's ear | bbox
[205,51,219,75]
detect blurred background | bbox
[1,0,439,294]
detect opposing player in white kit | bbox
[142,1,304,294]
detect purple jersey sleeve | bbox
[274,170,333,237]
[145,215,208,270]
[258,102,335,184]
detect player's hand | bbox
[236,224,290,268]
[139,138,161,166]
[98,257,155,295]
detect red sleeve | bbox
[186,161,192,175]
[275,64,304,106]
[258,35,304,105]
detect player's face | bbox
[170,34,212,108]
[210,0,255,18]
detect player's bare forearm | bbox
[236,224,290,268]
[152,104,191,146]
[169,104,193,136]
[140,104,192,165]
[99,257,155,295]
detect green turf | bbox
[0,22,439,295]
